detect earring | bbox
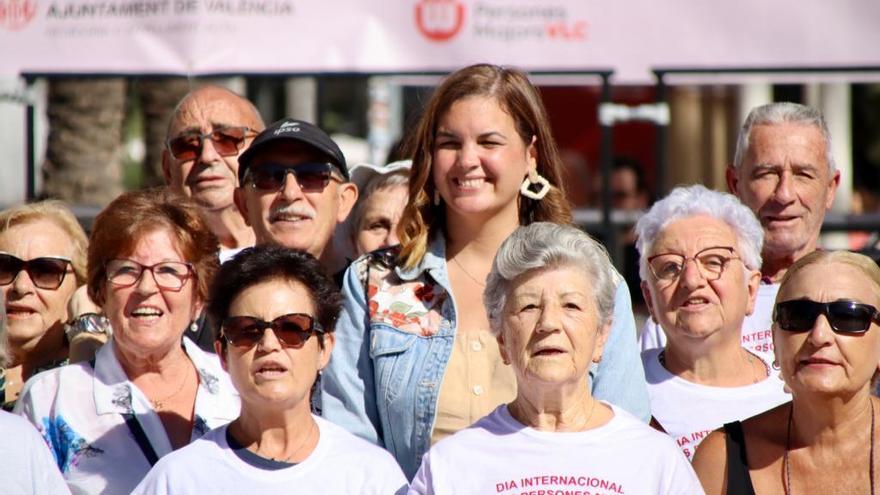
[189,321,198,333]
[771,360,780,370]
[433,189,441,206]
[520,170,550,200]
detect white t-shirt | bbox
[0,410,71,495]
[639,282,779,359]
[15,337,240,495]
[642,348,790,460]
[409,403,703,495]
[133,416,408,495]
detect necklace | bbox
[260,421,318,463]
[451,256,486,287]
[149,367,191,411]
[784,400,875,495]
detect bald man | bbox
[162,86,265,257]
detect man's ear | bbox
[233,188,252,227]
[161,150,173,186]
[336,182,359,223]
[825,169,841,210]
[725,164,739,195]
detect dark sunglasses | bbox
[774,299,880,334]
[0,252,73,290]
[221,313,324,349]
[166,126,256,161]
[245,162,340,192]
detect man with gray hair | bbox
[640,102,839,358]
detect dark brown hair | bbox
[87,188,219,305]
[398,64,571,269]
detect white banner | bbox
[0,0,878,82]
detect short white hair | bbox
[733,102,834,173]
[484,222,617,336]
[634,185,764,281]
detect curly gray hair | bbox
[484,222,618,336]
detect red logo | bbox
[415,0,465,42]
[0,0,37,30]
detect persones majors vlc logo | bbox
[0,0,37,30]
[415,0,465,42]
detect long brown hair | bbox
[398,64,571,269]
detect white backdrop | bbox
[1,0,879,82]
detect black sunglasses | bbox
[221,313,324,349]
[166,126,256,161]
[0,252,73,290]
[774,299,880,334]
[246,162,340,192]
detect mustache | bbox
[269,204,316,222]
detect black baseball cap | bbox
[238,118,349,182]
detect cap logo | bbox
[274,121,301,136]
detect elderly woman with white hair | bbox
[409,222,701,495]
[636,185,790,460]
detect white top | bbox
[15,337,240,495]
[0,410,71,495]
[409,403,703,495]
[218,246,248,264]
[639,282,779,359]
[133,416,409,495]
[642,347,790,460]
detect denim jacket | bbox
[321,235,649,479]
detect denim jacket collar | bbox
[394,232,449,287]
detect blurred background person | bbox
[135,245,407,494]
[636,185,789,460]
[410,223,700,494]
[694,251,880,494]
[0,200,90,410]
[322,63,648,479]
[610,156,651,320]
[343,160,411,259]
[15,189,239,494]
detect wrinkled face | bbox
[163,88,262,212]
[103,228,200,358]
[730,123,839,261]
[0,220,78,351]
[432,96,536,222]
[498,267,609,387]
[235,141,356,259]
[354,184,408,256]
[773,262,880,397]
[219,278,333,409]
[641,215,760,347]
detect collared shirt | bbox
[15,337,240,495]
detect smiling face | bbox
[729,123,839,262]
[0,220,78,353]
[235,141,357,259]
[432,96,536,224]
[219,278,333,411]
[774,261,880,397]
[102,228,201,360]
[641,215,760,350]
[163,87,263,212]
[498,266,609,388]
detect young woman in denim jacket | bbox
[321,64,650,479]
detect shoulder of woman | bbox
[691,428,728,494]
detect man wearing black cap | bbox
[234,118,358,275]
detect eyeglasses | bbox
[106,259,194,291]
[0,253,73,290]
[245,162,341,192]
[221,313,324,349]
[166,126,256,161]
[774,299,880,334]
[648,246,740,283]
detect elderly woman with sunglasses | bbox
[135,245,407,494]
[0,200,90,410]
[694,250,880,494]
[636,185,790,460]
[410,223,701,494]
[15,189,239,495]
